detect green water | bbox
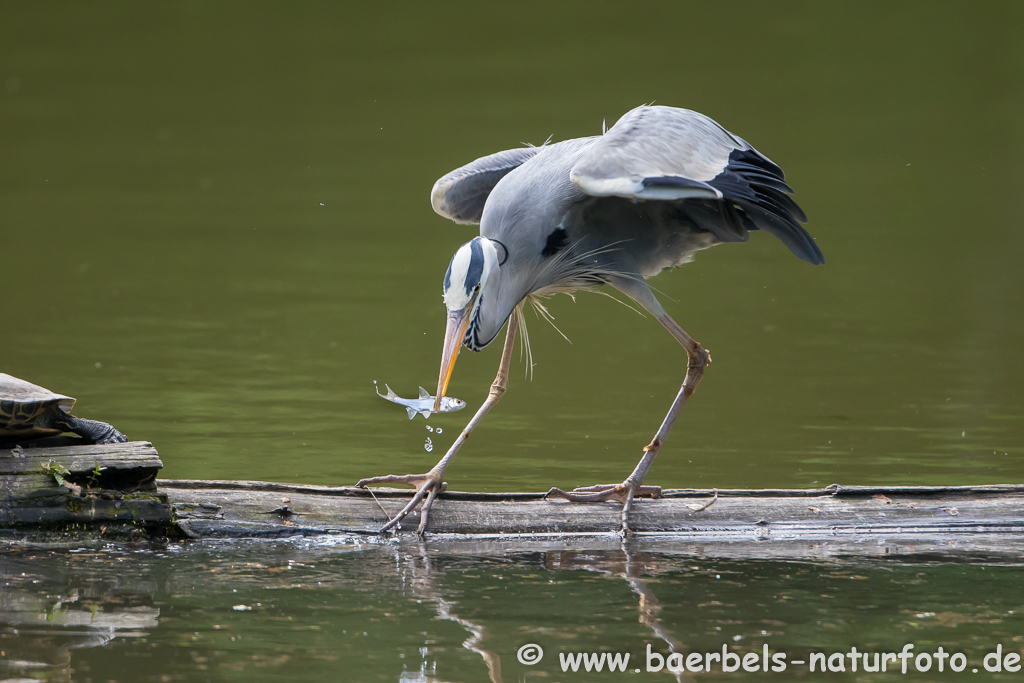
[3,1,1023,681]
[4,543,1024,682]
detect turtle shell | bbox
[0,373,77,440]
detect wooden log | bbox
[160,479,1024,559]
[0,441,172,541]
[3,437,1022,558]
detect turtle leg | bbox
[357,310,520,535]
[57,414,128,444]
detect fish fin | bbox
[384,383,399,399]
[418,386,431,400]
[419,409,431,420]
[406,407,417,420]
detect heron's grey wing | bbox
[430,147,541,225]
[570,106,823,265]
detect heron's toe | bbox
[567,484,620,493]
[545,485,627,503]
[544,486,567,500]
[356,473,432,489]
[545,483,662,504]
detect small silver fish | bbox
[376,384,466,420]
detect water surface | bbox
[3,542,1024,682]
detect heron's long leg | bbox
[624,308,710,490]
[547,287,709,533]
[357,310,520,535]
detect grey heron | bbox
[357,105,823,534]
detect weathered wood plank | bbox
[0,441,172,538]
[1,494,171,526]
[159,479,1024,560]
[0,441,162,492]
[0,441,161,474]
[0,482,174,541]
[0,473,67,501]
[158,479,1024,500]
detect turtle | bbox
[0,373,127,445]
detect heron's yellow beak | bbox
[434,303,473,412]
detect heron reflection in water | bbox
[358,105,824,534]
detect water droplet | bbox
[425,425,433,433]
[424,437,433,453]
[372,380,377,384]
[435,428,443,434]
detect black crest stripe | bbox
[465,238,484,295]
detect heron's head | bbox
[434,236,507,410]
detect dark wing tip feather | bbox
[709,148,823,264]
[730,139,786,178]
[736,200,824,265]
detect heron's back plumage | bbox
[567,106,823,265]
[433,105,824,349]
[571,106,743,193]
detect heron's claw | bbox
[355,472,447,535]
[545,482,661,535]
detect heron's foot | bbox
[355,472,447,535]
[545,483,662,503]
[545,482,661,535]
